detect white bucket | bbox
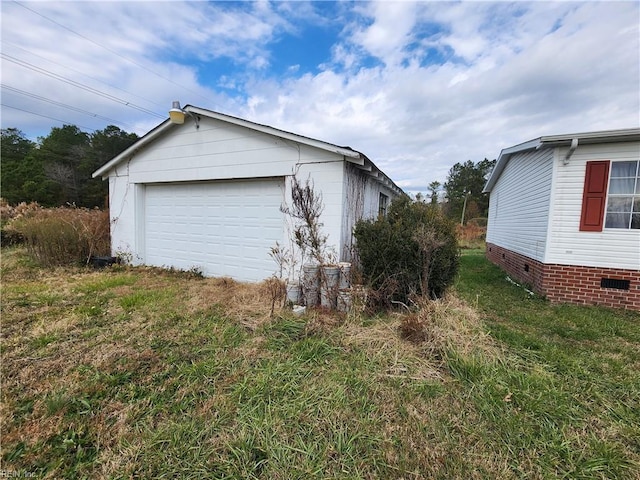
[337,289,352,313]
[350,285,367,312]
[338,262,351,290]
[286,282,301,305]
[322,265,340,289]
[303,264,320,290]
[320,265,339,309]
[305,287,319,307]
[320,287,336,309]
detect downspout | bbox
[563,138,579,165]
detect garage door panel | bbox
[144,179,284,282]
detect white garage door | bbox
[144,178,284,282]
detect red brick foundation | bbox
[486,243,640,311]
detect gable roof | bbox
[92,105,404,196]
[483,128,640,193]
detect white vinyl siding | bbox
[546,141,640,270]
[486,148,554,262]
[120,118,316,183]
[288,160,346,265]
[339,163,398,263]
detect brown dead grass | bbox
[184,276,281,330]
[339,294,502,383]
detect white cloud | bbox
[348,1,419,66]
[1,0,638,198]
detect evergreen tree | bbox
[1,128,37,204]
[1,124,138,207]
[443,158,495,224]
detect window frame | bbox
[604,160,640,230]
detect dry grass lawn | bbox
[2,247,638,479]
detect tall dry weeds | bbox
[7,206,110,266]
[400,295,499,360]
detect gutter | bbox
[563,138,579,165]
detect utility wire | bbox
[1,53,165,119]
[2,103,96,132]
[1,84,135,128]
[1,39,168,112]
[13,0,212,104]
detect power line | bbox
[2,103,96,132]
[13,0,212,104]
[1,53,165,119]
[0,39,168,112]
[1,84,135,128]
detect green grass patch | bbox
[2,246,638,478]
[453,249,640,478]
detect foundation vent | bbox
[600,278,630,290]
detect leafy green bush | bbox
[353,196,459,307]
[7,206,110,266]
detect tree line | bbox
[419,158,495,225]
[1,125,139,208]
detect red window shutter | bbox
[579,160,610,231]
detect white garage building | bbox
[93,105,403,282]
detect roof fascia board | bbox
[345,156,366,166]
[355,163,373,172]
[483,138,542,192]
[539,128,640,146]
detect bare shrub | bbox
[0,198,42,222]
[1,199,43,245]
[264,276,287,317]
[281,175,328,265]
[8,206,110,266]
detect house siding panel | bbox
[291,161,346,263]
[108,175,136,258]
[340,164,398,263]
[118,118,342,183]
[486,148,554,262]
[546,142,640,270]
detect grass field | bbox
[2,247,639,479]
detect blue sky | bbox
[1,1,639,195]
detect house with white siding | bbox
[93,104,403,282]
[483,128,640,311]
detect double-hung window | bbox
[605,160,640,229]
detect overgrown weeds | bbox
[456,222,486,249]
[5,205,110,266]
[399,296,500,362]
